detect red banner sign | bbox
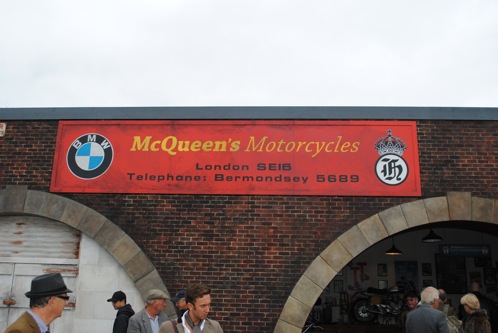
[50,120,421,196]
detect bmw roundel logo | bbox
[67,133,113,179]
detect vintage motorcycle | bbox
[349,284,406,325]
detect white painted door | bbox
[0,263,78,332]
[0,216,80,333]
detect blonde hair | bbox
[460,293,480,311]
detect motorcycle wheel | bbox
[352,299,377,322]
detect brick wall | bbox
[1,120,497,332]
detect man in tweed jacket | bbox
[159,284,223,333]
[127,289,169,333]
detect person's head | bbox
[470,280,481,292]
[145,289,168,315]
[438,289,447,303]
[25,273,72,323]
[186,283,212,324]
[405,291,419,311]
[420,286,440,309]
[461,293,480,314]
[172,290,187,311]
[107,291,127,310]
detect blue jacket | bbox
[406,303,450,333]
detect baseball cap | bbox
[172,290,186,303]
[107,291,126,302]
[146,289,169,301]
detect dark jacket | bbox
[463,309,491,333]
[114,303,135,333]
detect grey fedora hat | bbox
[25,273,73,298]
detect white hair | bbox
[420,286,439,305]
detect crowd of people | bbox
[4,273,223,333]
[5,272,496,333]
[401,282,494,333]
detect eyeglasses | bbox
[55,295,70,301]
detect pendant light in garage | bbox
[422,229,443,243]
[385,237,403,256]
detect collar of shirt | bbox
[147,312,160,333]
[27,310,49,333]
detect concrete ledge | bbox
[123,250,155,282]
[472,197,494,223]
[135,269,167,296]
[320,240,353,273]
[61,199,89,228]
[110,234,141,266]
[24,190,48,215]
[4,185,28,213]
[41,194,67,220]
[447,192,471,220]
[494,199,498,223]
[94,219,126,250]
[274,319,301,333]
[290,275,323,308]
[378,205,408,235]
[303,256,336,290]
[79,209,108,238]
[338,226,370,257]
[401,200,429,227]
[357,214,388,245]
[0,189,4,213]
[424,196,449,222]
[278,296,310,329]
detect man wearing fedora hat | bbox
[127,289,169,333]
[5,273,73,333]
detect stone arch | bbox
[0,185,177,318]
[274,191,498,333]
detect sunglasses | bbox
[55,295,70,301]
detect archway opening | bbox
[274,193,498,333]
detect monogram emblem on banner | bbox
[374,129,408,186]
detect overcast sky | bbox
[1,1,497,108]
